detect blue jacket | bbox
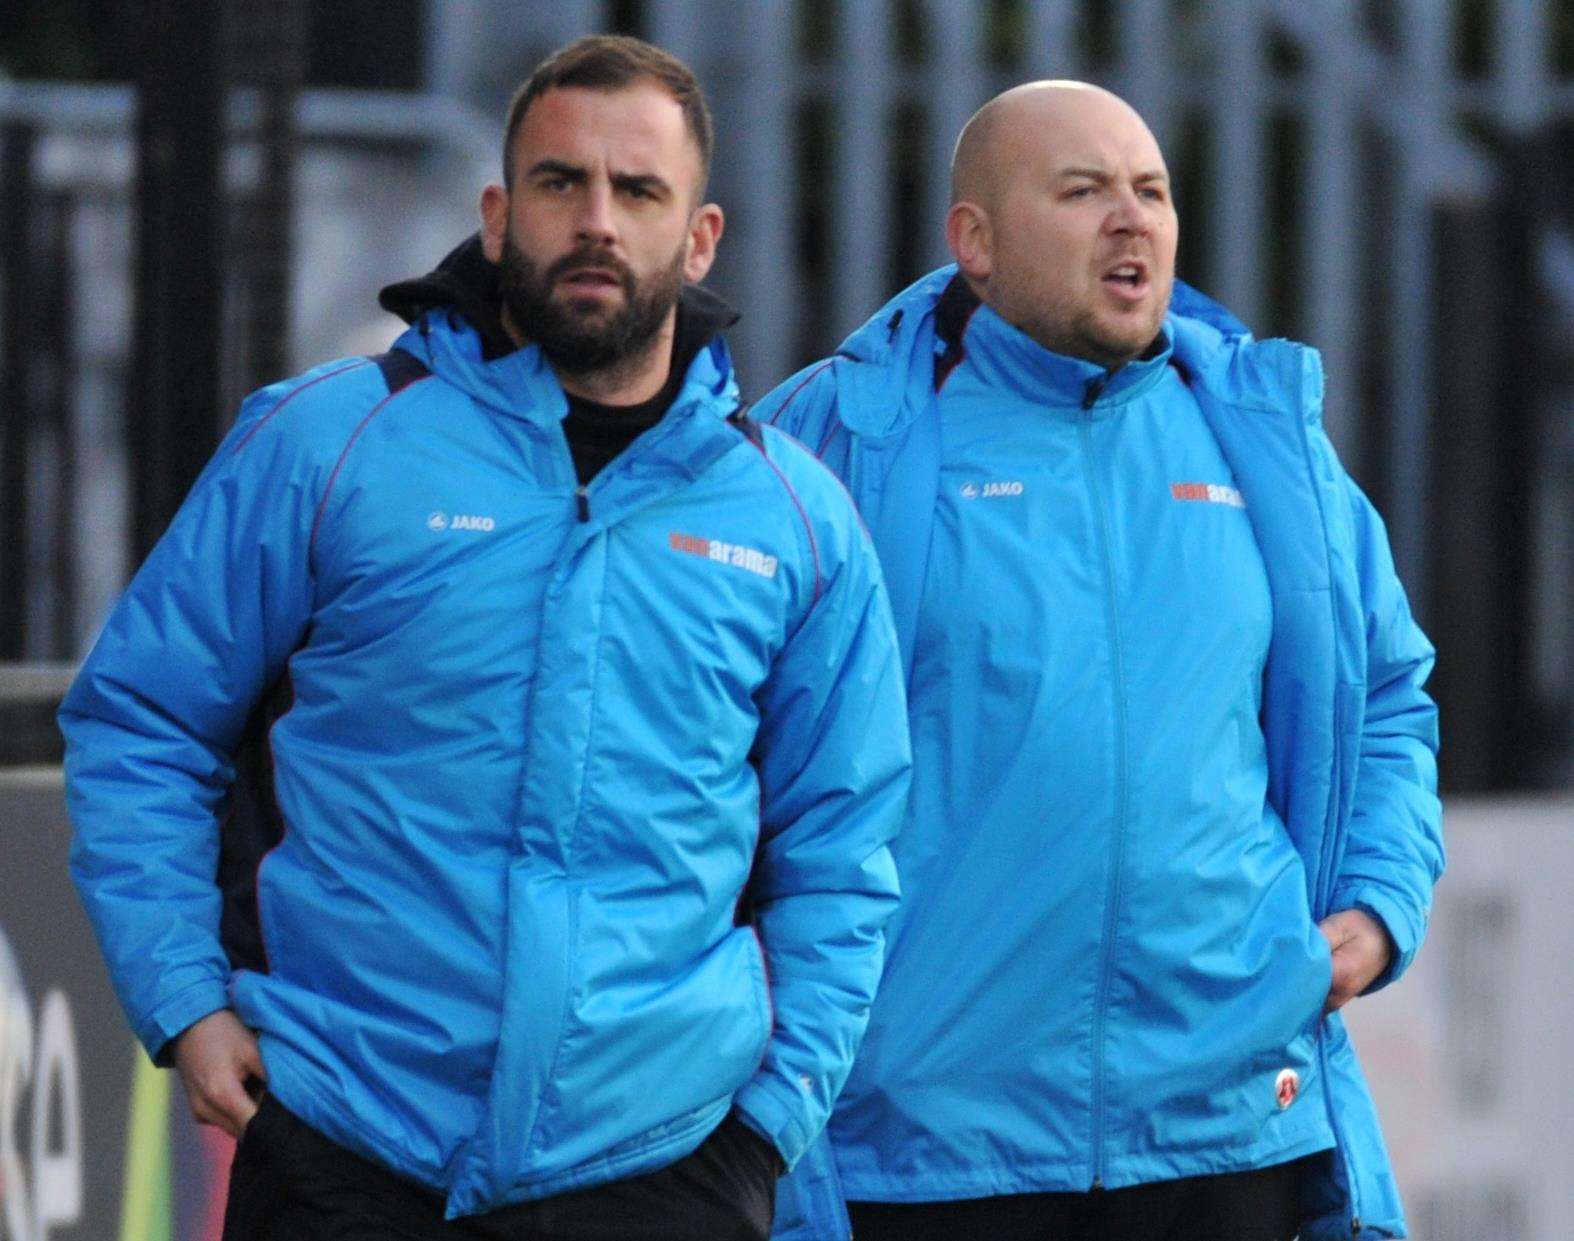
[61,307,911,1217]
[756,268,1442,1240]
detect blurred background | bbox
[0,2,1569,1239]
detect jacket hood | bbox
[829,264,1258,438]
[379,233,515,357]
[378,232,741,358]
[379,233,743,429]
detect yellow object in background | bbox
[119,1045,172,1241]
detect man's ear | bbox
[479,183,509,263]
[682,202,725,284]
[946,201,992,281]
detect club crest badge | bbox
[1275,1067,1300,1109]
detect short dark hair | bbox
[502,35,714,194]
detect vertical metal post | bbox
[229,0,306,398]
[730,0,798,391]
[423,0,481,101]
[1115,0,1175,153]
[0,122,34,659]
[1301,0,1360,454]
[45,194,78,660]
[924,1,984,271]
[552,0,611,44]
[1388,0,1449,618]
[1497,0,1552,134]
[1206,0,1266,324]
[1027,0,1081,79]
[129,0,227,565]
[645,0,700,63]
[831,0,893,339]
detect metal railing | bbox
[0,664,75,707]
[0,0,1570,782]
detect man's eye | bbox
[1066,186,1096,199]
[1139,187,1167,202]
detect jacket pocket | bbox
[1317,683,1365,915]
[524,926,777,1179]
[745,926,774,1063]
[1310,919,1334,1022]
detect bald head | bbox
[944,80,1178,367]
[951,81,1157,209]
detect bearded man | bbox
[61,35,909,1241]
[760,82,1441,1241]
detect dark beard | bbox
[498,233,685,380]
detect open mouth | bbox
[1101,260,1150,302]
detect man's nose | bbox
[575,180,618,245]
[1106,186,1150,235]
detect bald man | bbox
[757,83,1441,1241]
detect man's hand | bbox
[171,1009,266,1137]
[1318,908,1394,1014]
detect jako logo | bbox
[428,512,495,533]
[669,532,778,579]
[1171,482,1246,509]
[961,480,1023,499]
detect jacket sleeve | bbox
[731,443,911,1170]
[1328,478,1444,992]
[59,374,332,1064]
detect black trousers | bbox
[847,1156,1311,1241]
[223,1094,779,1241]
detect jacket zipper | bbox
[1080,388,1129,1190]
[1317,695,1363,1232]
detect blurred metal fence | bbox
[1,0,1572,784]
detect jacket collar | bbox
[954,296,1173,416]
[390,307,742,438]
[832,265,1250,435]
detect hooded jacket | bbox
[756,268,1442,1240]
[61,252,911,1217]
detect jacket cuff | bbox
[732,1077,815,1171]
[1331,885,1424,993]
[142,978,231,1067]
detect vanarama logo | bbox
[1171,482,1246,509]
[669,532,778,579]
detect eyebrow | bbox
[1057,166,1170,184]
[525,158,586,183]
[524,159,673,199]
[612,171,672,199]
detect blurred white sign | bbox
[1345,797,1574,1241]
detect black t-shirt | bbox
[561,300,718,486]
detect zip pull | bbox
[575,486,590,522]
[1082,373,1111,410]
